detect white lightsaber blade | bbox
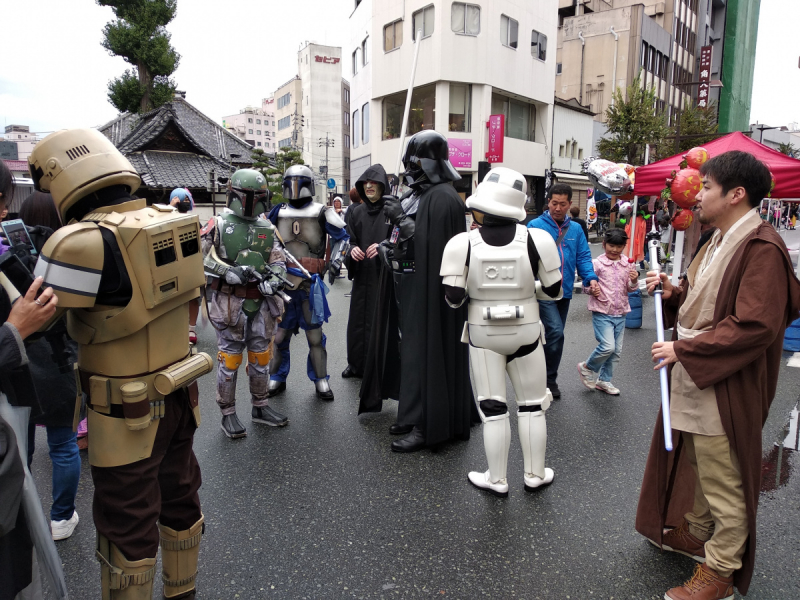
[648,220,673,452]
[393,30,424,189]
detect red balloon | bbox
[684,147,709,170]
[671,209,694,231]
[670,168,703,209]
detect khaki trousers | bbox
[682,432,748,577]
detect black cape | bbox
[359,182,473,445]
[344,165,394,374]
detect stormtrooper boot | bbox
[518,410,554,491]
[468,414,511,497]
[221,413,247,439]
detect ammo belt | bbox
[208,278,262,299]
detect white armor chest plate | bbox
[275,203,325,259]
[466,225,541,355]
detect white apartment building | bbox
[349,0,557,206]
[222,98,276,152]
[273,43,351,202]
[551,97,596,217]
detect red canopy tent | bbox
[634,131,800,199]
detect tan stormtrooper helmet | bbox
[28,128,140,221]
[467,167,527,223]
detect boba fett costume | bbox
[202,169,289,439]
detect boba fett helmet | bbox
[228,168,270,219]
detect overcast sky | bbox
[0,0,796,135]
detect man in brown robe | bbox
[638,151,800,600]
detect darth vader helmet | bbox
[401,130,461,189]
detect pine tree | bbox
[266,148,304,205]
[673,99,718,153]
[98,0,181,114]
[597,74,670,165]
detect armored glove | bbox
[383,198,405,226]
[225,266,251,286]
[328,262,341,284]
[258,280,278,296]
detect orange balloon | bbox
[684,147,709,170]
[670,168,703,209]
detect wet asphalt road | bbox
[33,255,800,599]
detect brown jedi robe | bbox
[635,223,800,595]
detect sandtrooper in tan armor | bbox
[440,167,563,497]
[29,128,211,599]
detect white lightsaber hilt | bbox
[648,234,673,452]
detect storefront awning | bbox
[553,172,591,186]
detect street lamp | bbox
[754,125,780,145]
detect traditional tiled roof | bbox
[97,97,254,190]
[127,151,232,189]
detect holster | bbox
[82,351,212,468]
[208,277,262,299]
[298,256,326,274]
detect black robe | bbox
[398,183,472,446]
[344,191,393,374]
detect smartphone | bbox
[0,252,39,298]
[1,219,37,255]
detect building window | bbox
[451,3,480,36]
[278,93,291,109]
[578,148,584,160]
[559,144,564,158]
[256,130,261,135]
[362,103,370,143]
[279,138,292,148]
[500,15,518,49]
[412,5,435,40]
[344,134,350,149]
[257,142,262,147]
[531,29,546,61]
[384,19,403,51]
[556,62,562,75]
[353,109,360,148]
[248,118,253,123]
[278,116,291,130]
[344,89,350,104]
[256,119,261,124]
[344,111,350,126]
[449,83,471,132]
[352,49,359,75]
[362,37,369,66]
[249,129,253,134]
[491,93,536,141]
[382,83,436,139]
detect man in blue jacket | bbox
[528,183,598,399]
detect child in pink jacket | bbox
[577,228,639,395]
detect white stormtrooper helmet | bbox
[466,167,527,223]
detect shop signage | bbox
[697,46,712,108]
[315,55,340,64]
[486,115,504,163]
[449,138,472,169]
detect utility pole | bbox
[292,103,305,152]
[319,133,335,202]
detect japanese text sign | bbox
[486,115,505,163]
[697,46,712,108]
[448,138,472,169]
[315,55,340,64]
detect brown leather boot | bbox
[659,520,707,562]
[665,563,734,600]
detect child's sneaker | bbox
[595,381,620,396]
[577,362,597,389]
[51,511,79,541]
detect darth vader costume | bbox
[359,130,473,452]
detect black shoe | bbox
[341,365,362,379]
[315,380,334,401]
[267,381,286,398]
[389,423,414,435]
[391,426,426,452]
[251,405,288,427]
[221,414,247,438]
[548,381,561,400]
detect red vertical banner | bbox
[697,45,712,108]
[486,114,505,163]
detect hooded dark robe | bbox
[635,223,800,594]
[344,165,394,375]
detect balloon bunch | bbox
[583,157,635,197]
[661,146,708,231]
